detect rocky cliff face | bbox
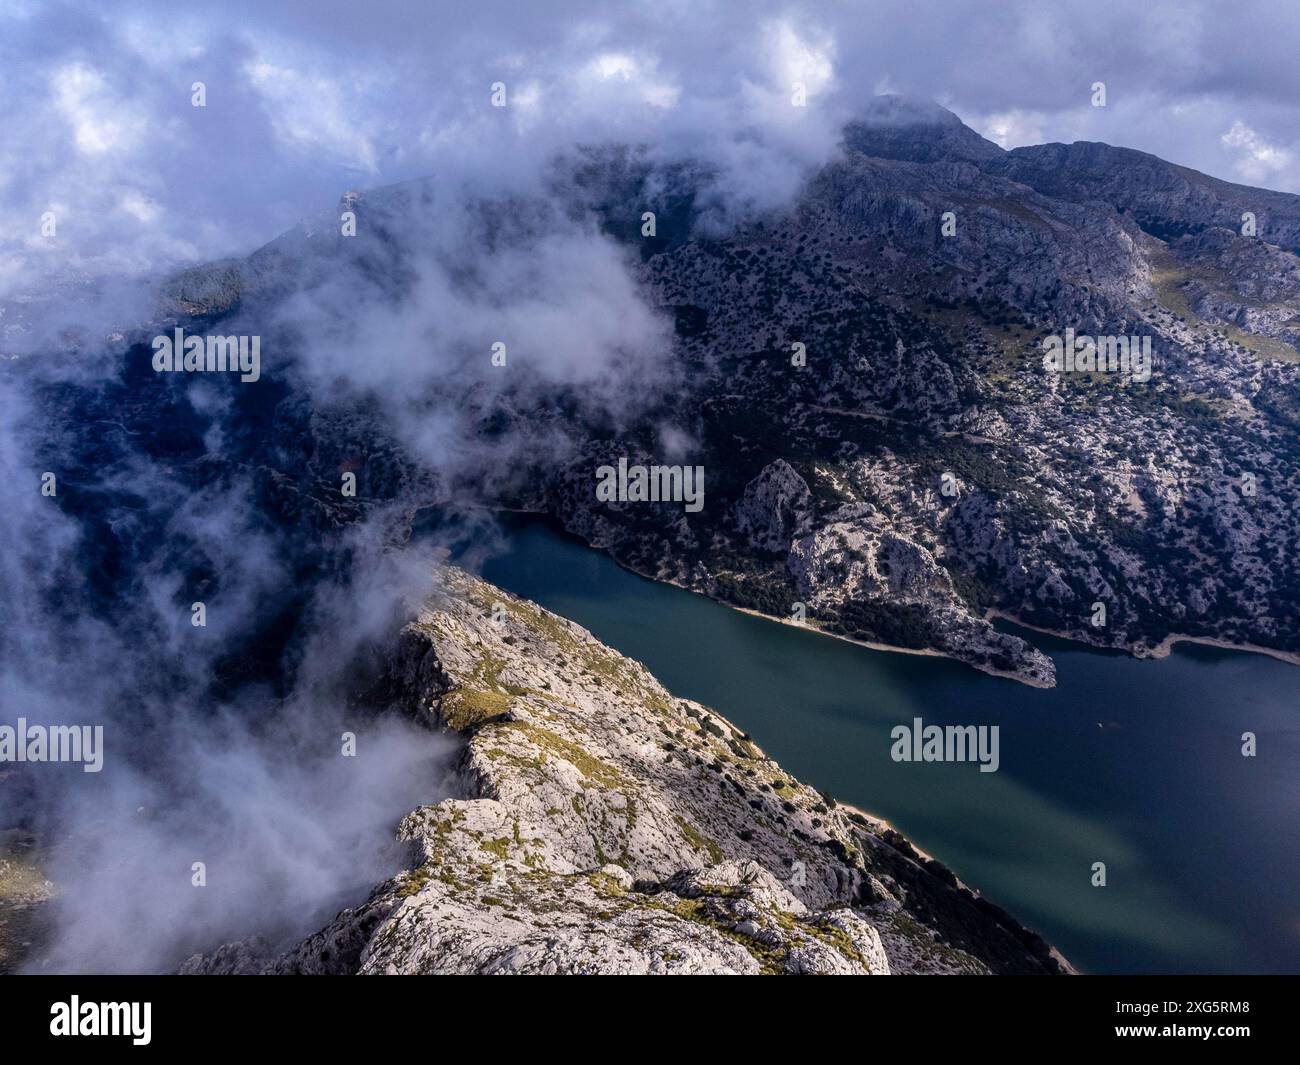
[536,97,1300,683]
[184,568,1069,975]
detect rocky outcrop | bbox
[842,95,1005,166]
[734,459,812,553]
[0,831,53,975]
[183,568,1070,975]
[788,510,1055,686]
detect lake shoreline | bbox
[724,601,1055,688]
[475,507,1298,682]
[984,609,1300,669]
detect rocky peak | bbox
[183,568,1070,975]
[842,94,1005,165]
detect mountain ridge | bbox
[183,567,1071,975]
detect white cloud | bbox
[765,19,835,100]
[586,50,679,108]
[119,190,161,223]
[593,52,637,80]
[978,109,1046,149]
[1221,119,1294,181]
[244,56,381,172]
[5,0,1300,309]
[52,63,146,155]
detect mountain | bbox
[843,94,1005,165]
[42,93,1295,689]
[539,100,1300,683]
[7,95,1299,972]
[182,568,1069,975]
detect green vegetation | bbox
[673,816,724,864]
[396,865,435,898]
[498,721,626,789]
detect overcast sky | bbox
[3,0,1299,295]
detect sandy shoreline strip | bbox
[1147,632,1300,666]
[722,601,1055,688]
[586,557,1057,687]
[986,609,1300,668]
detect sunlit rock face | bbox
[184,568,1070,976]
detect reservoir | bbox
[467,515,1300,974]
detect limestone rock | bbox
[186,568,1070,976]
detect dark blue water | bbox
[470,516,1300,974]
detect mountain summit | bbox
[843,94,1005,164]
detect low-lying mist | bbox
[0,415,463,970]
[0,70,840,970]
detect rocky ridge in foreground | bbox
[186,568,1070,975]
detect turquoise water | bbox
[468,516,1300,974]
